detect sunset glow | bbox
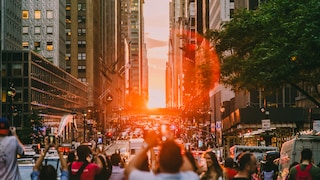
[145,0,170,108]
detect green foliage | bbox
[210,0,320,100]
[18,111,43,144]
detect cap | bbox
[0,118,10,135]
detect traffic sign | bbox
[261,119,270,130]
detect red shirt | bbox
[225,167,238,180]
[71,161,100,180]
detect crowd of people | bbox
[1,116,320,180]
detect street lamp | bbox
[83,111,87,142]
[71,110,77,142]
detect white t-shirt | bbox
[129,170,200,180]
[0,136,24,180]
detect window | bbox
[78,16,86,23]
[34,26,41,34]
[78,3,86,11]
[22,26,29,34]
[47,26,53,35]
[230,9,234,18]
[47,10,53,19]
[78,53,86,60]
[78,28,86,35]
[34,10,41,19]
[22,10,29,19]
[22,42,29,49]
[65,53,71,61]
[66,29,71,36]
[47,42,53,51]
[66,41,71,49]
[66,16,71,24]
[78,41,86,48]
[34,41,41,50]
[78,66,86,73]
[79,78,87,82]
[12,64,22,76]
[47,57,53,63]
[66,3,71,11]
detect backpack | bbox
[295,164,313,180]
[69,161,89,180]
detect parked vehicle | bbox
[278,134,320,179]
[229,145,278,163]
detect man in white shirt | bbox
[0,118,24,180]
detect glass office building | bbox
[1,50,87,141]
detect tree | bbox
[208,0,320,106]
[18,111,43,144]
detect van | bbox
[278,134,320,179]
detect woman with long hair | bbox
[200,151,225,180]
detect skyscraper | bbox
[22,0,66,69]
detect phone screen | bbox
[49,136,55,145]
[98,137,102,144]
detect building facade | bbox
[0,0,23,116]
[1,50,87,142]
[22,0,66,69]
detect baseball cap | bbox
[0,118,10,135]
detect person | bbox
[185,151,199,173]
[285,162,298,180]
[199,151,225,180]
[0,117,24,180]
[260,154,278,180]
[70,144,103,180]
[109,153,125,180]
[224,157,237,180]
[287,148,320,180]
[67,151,76,166]
[233,152,257,180]
[137,153,150,172]
[30,136,68,180]
[125,131,199,180]
[94,153,112,180]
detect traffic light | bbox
[106,132,112,138]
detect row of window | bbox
[22,10,53,20]
[22,41,53,51]
[66,28,86,36]
[66,16,86,24]
[23,26,53,35]
[65,53,86,61]
[66,3,86,11]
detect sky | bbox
[144,0,170,108]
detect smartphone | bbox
[97,137,103,144]
[49,135,55,145]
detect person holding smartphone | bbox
[0,117,25,180]
[31,136,69,180]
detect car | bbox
[22,148,36,158]
[18,158,34,178]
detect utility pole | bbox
[83,111,87,142]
